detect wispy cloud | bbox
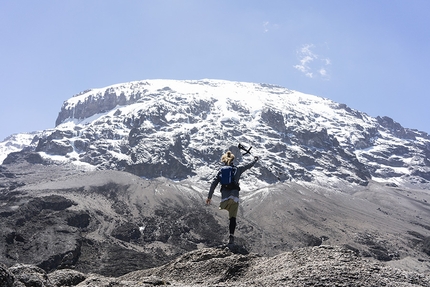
[319,68,328,77]
[263,21,279,33]
[294,44,331,79]
[263,21,270,33]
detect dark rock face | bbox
[0,194,82,273]
[355,232,399,261]
[3,152,46,165]
[261,108,287,133]
[124,156,196,180]
[376,116,427,140]
[423,237,430,256]
[55,87,148,126]
[407,230,430,257]
[0,172,228,277]
[111,222,141,242]
[0,263,14,287]
[66,211,91,228]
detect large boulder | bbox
[9,264,52,287]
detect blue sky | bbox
[1,0,429,141]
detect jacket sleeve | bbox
[237,158,257,175]
[207,173,220,199]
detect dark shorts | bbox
[219,198,238,218]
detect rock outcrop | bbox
[2,246,429,287]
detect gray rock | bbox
[0,263,14,287]
[120,246,430,286]
[9,264,52,287]
[48,269,86,287]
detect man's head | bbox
[221,151,235,165]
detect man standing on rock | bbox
[206,150,258,245]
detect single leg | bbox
[229,217,236,244]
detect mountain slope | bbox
[1,166,430,277]
[0,132,43,163]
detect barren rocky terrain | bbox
[2,246,430,286]
[1,159,430,286]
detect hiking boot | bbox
[228,235,234,245]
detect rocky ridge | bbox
[1,246,430,287]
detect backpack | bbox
[219,166,239,190]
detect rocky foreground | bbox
[1,245,430,287]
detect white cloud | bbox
[263,21,270,33]
[263,21,279,33]
[294,44,331,80]
[319,68,327,77]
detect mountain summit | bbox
[6,79,429,188]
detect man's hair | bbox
[221,151,235,165]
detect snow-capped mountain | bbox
[2,79,430,189]
[0,132,44,163]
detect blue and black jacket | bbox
[207,158,257,201]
